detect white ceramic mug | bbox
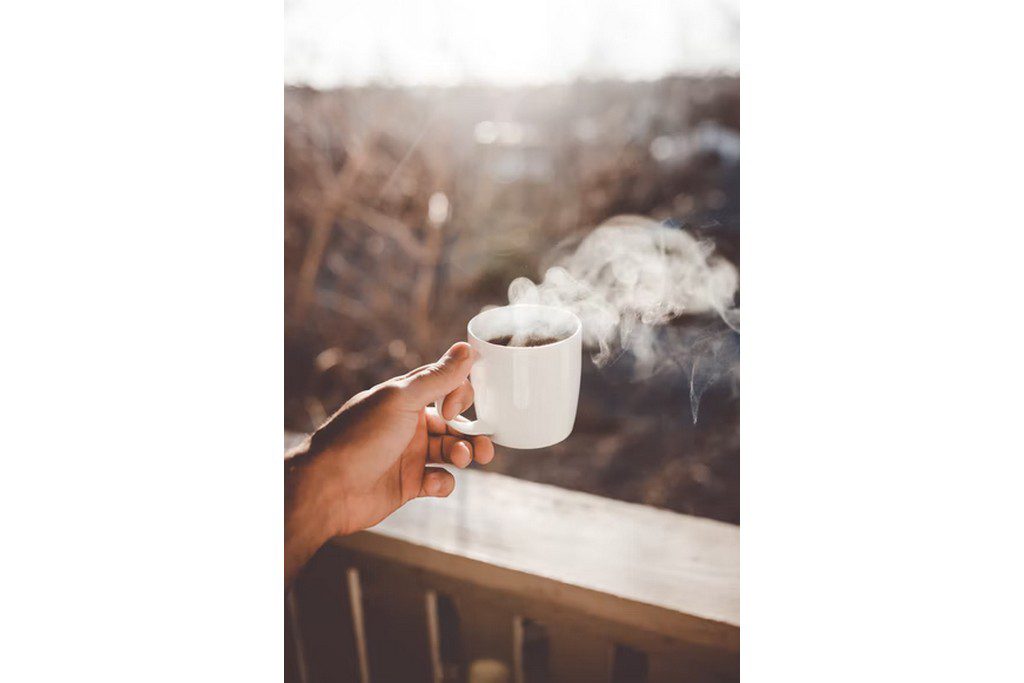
[433,304,582,449]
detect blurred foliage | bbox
[285,75,739,523]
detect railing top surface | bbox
[287,432,739,650]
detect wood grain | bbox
[331,464,738,653]
[285,431,739,663]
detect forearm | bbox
[284,441,340,586]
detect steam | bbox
[507,215,739,422]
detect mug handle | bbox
[432,398,494,436]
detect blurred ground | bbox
[285,75,739,524]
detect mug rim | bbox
[468,304,582,351]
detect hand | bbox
[285,342,494,583]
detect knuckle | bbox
[376,382,405,403]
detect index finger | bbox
[399,343,473,406]
[440,379,474,420]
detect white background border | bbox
[2,0,1022,680]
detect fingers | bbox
[427,434,495,468]
[419,466,455,498]
[428,435,471,467]
[445,437,474,468]
[440,380,474,420]
[400,343,474,407]
[470,434,495,465]
[424,405,495,468]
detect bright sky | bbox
[284,0,739,88]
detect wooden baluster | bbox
[285,589,310,683]
[424,590,449,683]
[346,568,371,683]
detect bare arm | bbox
[284,441,337,586]
[284,342,495,586]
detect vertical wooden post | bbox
[285,588,310,683]
[346,568,371,683]
[425,590,444,683]
[511,616,524,683]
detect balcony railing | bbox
[286,433,739,683]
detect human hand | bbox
[285,342,493,582]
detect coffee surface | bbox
[487,334,564,348]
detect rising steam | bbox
[507,215,739,422]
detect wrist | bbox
[289,437,359,538]
[285,447,341,549]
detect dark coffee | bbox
[487,334,564,348]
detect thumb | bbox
[401,342,474,406]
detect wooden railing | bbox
[286,434,739,683]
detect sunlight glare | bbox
[285,0,739,87]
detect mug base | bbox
[492,428,573,450]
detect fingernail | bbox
[450,344,468,360]
[448,401,462,417]
[428,477,441,495]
